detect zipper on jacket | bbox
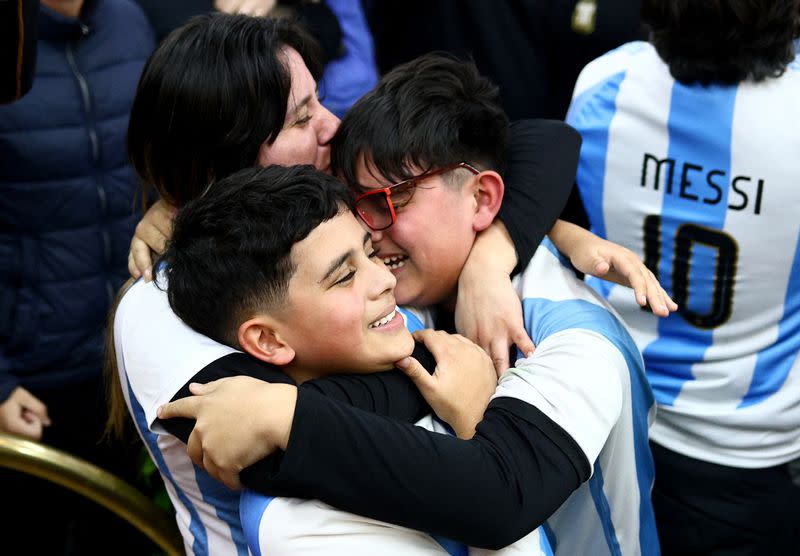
[66,40,114,306]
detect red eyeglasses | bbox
[354,162,479,231]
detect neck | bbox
[42,0,84,18]
[282,366,314,385]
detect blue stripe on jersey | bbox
[522,297,658,554]
[431,537,468,556]
[192,467,249,556]
[125,375,249,556]
[540,526,554,556]
[542,522,557,553]
[239,490,275,556]
[541,237,572,268]
[125,379,208,555]
[740,230,800,407]
[588,464,621,556]
[398,306,425,333]
[567,70,626,300]
[642,83,737,406]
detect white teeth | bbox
[382,256,407,269]
[369,310,396,329]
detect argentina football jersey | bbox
[238,305,554,556]
[566,41,800,468]
[492,238,657,556]
[115,277,248,555]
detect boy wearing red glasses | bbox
[160,53,660,555]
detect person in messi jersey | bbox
[158,53,660,556]
[565,1,800,554]
[108,13,674,556]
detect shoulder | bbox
[115,277,238,426]
[97,0,151,27]
[572,41,655,96]
[515,242,645,378]
[567,42,664,125]
[91,0,155,54]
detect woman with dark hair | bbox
[110,12,673,554]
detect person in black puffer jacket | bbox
[0,0,155,552]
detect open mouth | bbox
[382,255,408,270]
[368,309,397,329]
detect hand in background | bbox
[0,386,51,440]
[214,0,277,17]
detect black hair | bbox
[127,13,323,208]
[156,165,354,348]
[332,52,509,188]
[642,0,800,85]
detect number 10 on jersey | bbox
[643,215,738,329]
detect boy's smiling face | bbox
[270,210,414,379]
[353,158,480,309]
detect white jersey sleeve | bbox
[493,329,624,469]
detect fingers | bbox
[10,416,44,440]
[188,381,219,395]
[488,338,509,378]
[395,356,435,395]
[592,258,611,276]
[157,396,201,420]
[134,218,168,255]
[129,236,154,281]
[215,0,275,16]
[151,201,175,239]
[218,470,242,491]
[511,328,536,359]
[15,390,50,426]
[186,430,204,467]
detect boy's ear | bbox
[238,316,296,366]
[470,170,504,232]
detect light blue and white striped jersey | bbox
[493,239,657,556]
[116,280,552,555]
[115,278,248,556]
[239,306,553,556]
[566,41,800,468]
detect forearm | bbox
[465,220,517,276]
[547,219,589,258]
[499,120,581,273]
[247,391,589,549]
[159,345,435,453]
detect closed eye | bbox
[333,269,355,286]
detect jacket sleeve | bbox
[0,351,18,403]
[499,120,581,274]
[242,392,590,550]
[157,343,435,444]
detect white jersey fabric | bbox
[495,239,657,556]
[566,41,800,468]
[115,279,552,555]
[238,305,553,556]
[239,241,658,556]
[114,277,246,556]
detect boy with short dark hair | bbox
[159,163,539,554]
